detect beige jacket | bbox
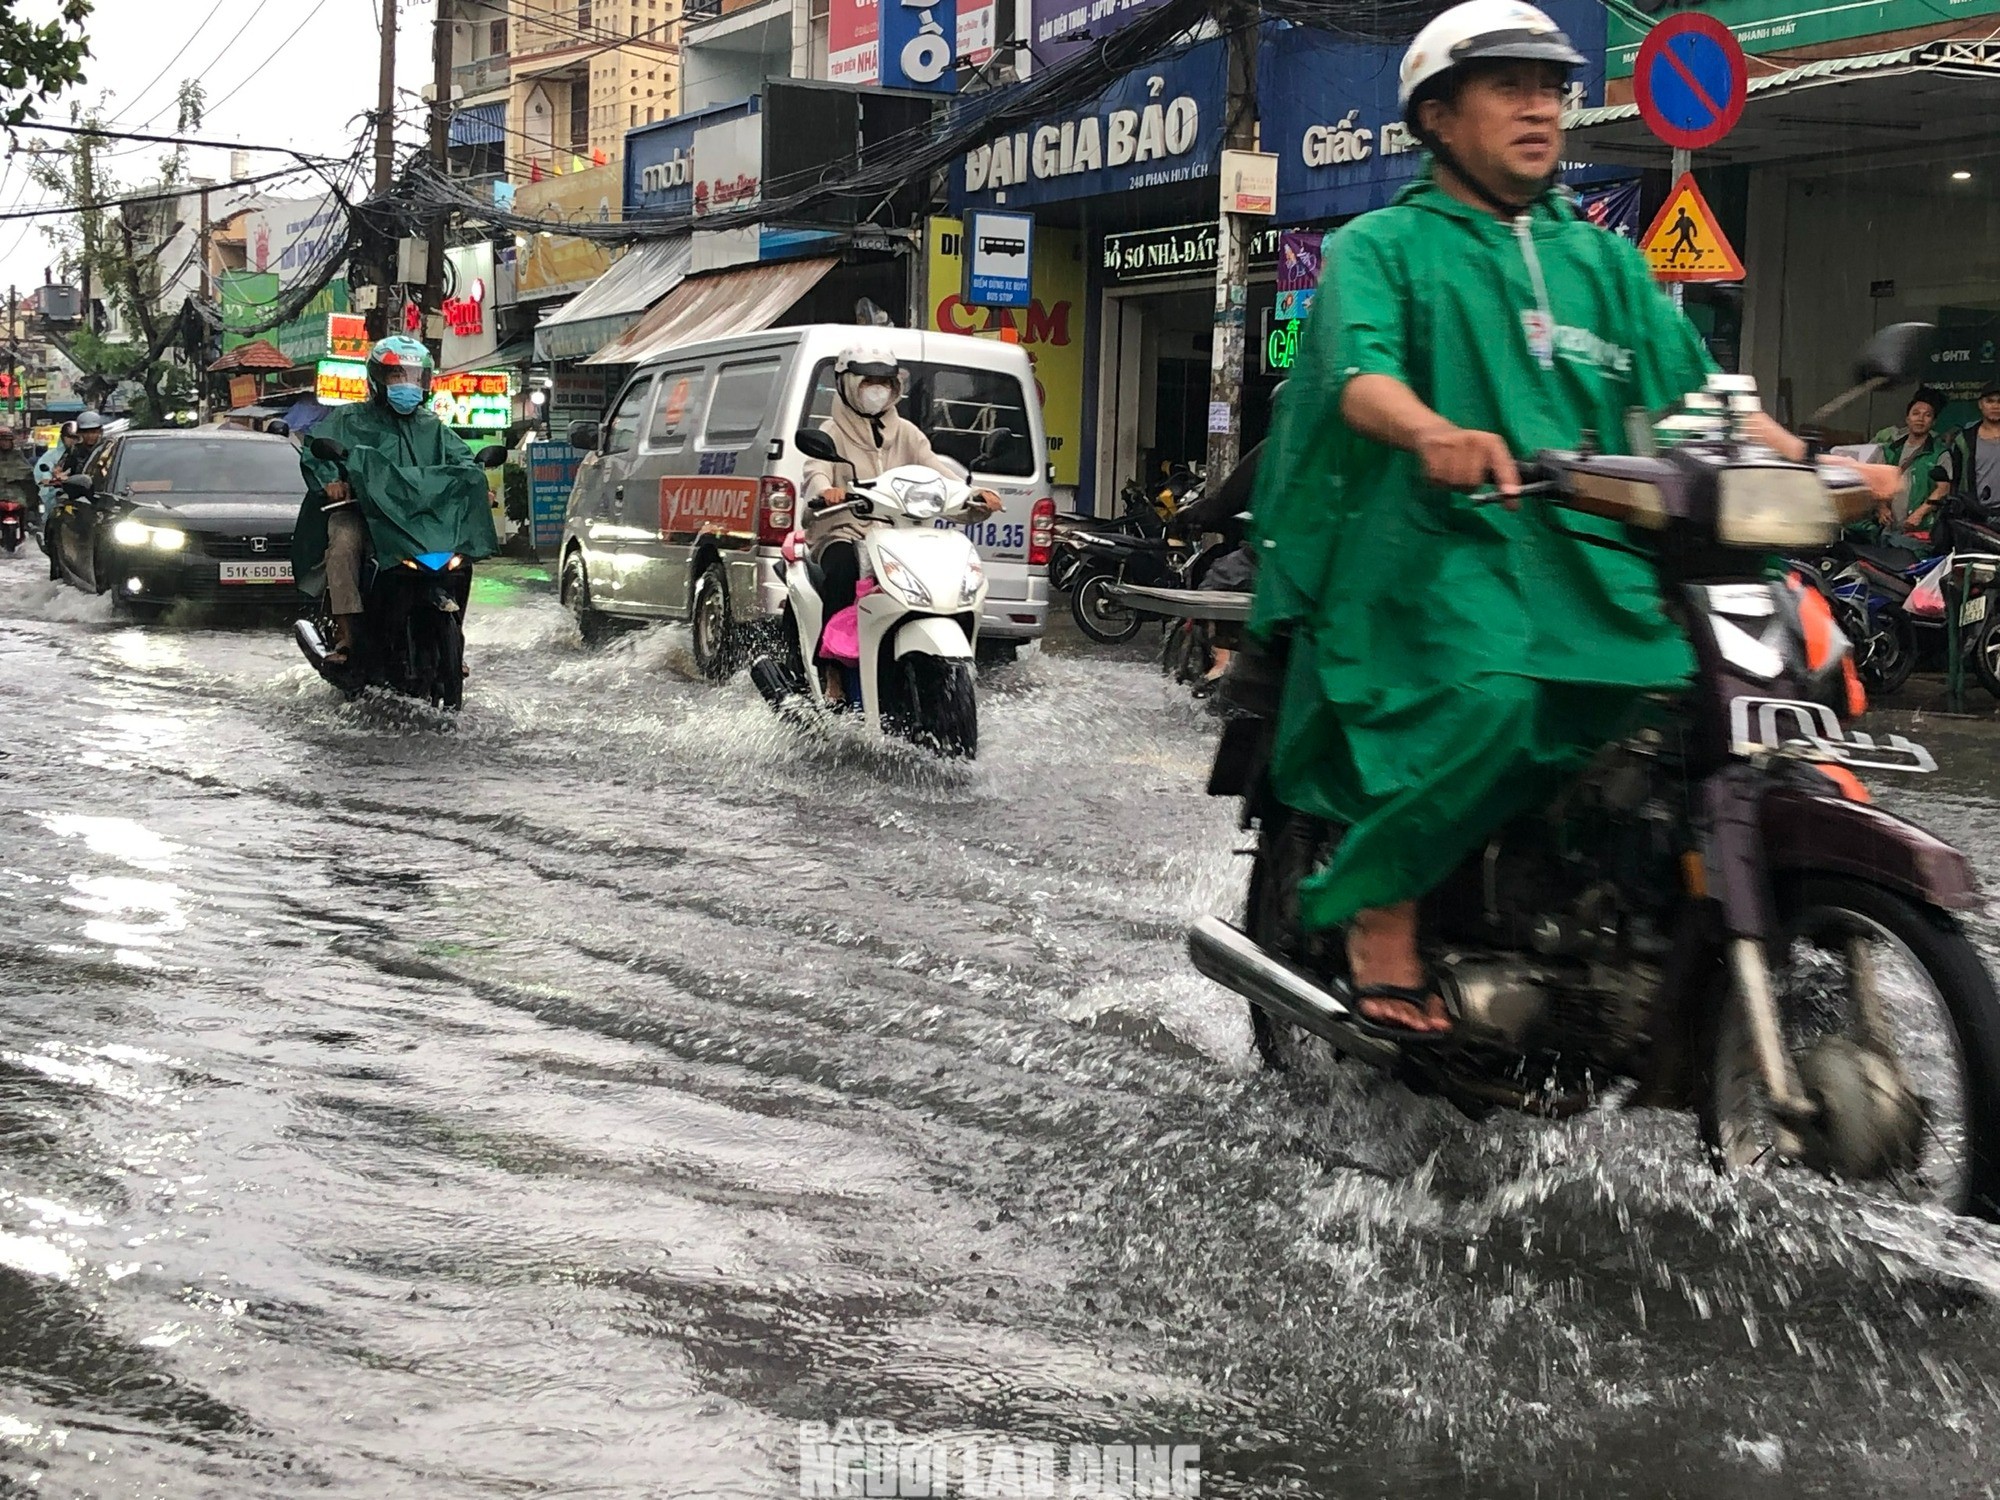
[802,401,976,551]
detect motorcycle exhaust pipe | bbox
[1188,917,1400,1060]
[294,617,329,667]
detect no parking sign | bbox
[1633,14,1747,151]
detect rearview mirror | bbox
[1855,322,1934,386]
[567,421,598,451]
[794,427,841,463]
[476,445,508,469]
[309,436,349,463]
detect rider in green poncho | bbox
[294,336,497,669]
[1247,0,1833,1040]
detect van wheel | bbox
[562,551,612,645]
[689,559,736,680]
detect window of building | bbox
[646,106,655,122]
[630,103,637,126]
[490,18,507,53]
[570,77,590,148]
[577,0,592,33]
[630,14,640,34]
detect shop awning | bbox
[1564,40,2000,168]
[534,237,691,363]
[582,257,838,367]
[440,336,536,378]
[449,102,506,149]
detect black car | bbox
[49,428,307,612]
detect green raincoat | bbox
[1249,173,1714,932]
[293,401,497,589]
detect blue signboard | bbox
[1030,0,1167,66]
[1260,3,1606,226]
[623,98,760,222]
[882,0,959,92]
[528,442,584,551]
[965,210,1033,307]
[956,38,1228,212]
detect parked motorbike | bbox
[748,428,986,759]
[1791,538,1936,695]
[292,437,505,710]
[0,494,24,554]
[1184,337,2000,1221]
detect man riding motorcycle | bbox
[800,345,1002,700]
[43,411,105,578]
[297,337,489,670]
[1246,0,1894,1040]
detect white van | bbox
[557,325,1054,676]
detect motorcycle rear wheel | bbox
[1072,570,1142,644]
[1701,875,2000,1220]
[1973,613,2000,701]
[1859,612,1917,695]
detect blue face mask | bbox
[385,383,424,415]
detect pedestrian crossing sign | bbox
[1637,173,1744,283]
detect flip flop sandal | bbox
[1345,976,1456,1047]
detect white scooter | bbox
[750,427,989,758]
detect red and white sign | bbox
[659,477,758,539]
[828,0,994,85]
[442,243,499,368]
[442,277,485,337]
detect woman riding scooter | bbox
[801,345,1002,701]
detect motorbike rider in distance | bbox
[801,346,1003,701]
[1246,0,1899,1041]
[299,337,481,670]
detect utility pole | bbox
[374,0,399,197]
[197,186,212,422]
[423,0,455,361]
[1669,145,1690,312]
[6,286,17,432]
[1203,7,1257,483]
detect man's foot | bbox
[1346,902,1452,1037]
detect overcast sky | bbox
[0,0,438,295]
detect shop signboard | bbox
[1274,229,1322,322]
[964,210,1033,307]
[1261,4,1606,226]
[275,281,351,366]
[957,38,1228,211]
[830,0,995,84]
[431,371,513,430]
[328,312,370,358]
[315,357,368,406]
[1031,0,1167,64]
[442,244,499,370]
[625,99,759,221]
[1608,0,2000,79]
[228,375,259,410]
[1100,221,1283,283]
[513,166,622,299]
[882,0,959,91]
[927,216,1087,487]
[551,369,609,417]
[692,114,762,218]
[528,442,584,550]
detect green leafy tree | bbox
[0,1,90,125]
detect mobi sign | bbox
[957,39,1226,209]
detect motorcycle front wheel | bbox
[1245,808,1351,1089]
[1071,570,1142,644]
[899,654,977,759]
[1972,612,2000,701]
[1701,875,2000,1220]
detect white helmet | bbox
[835,345,903,416]
[1398,0,1586,119]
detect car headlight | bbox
[960,556,985,606]
[1716,467,1838,547]
[875,549,933,606]
[149,527,185,551]
[112,519,186,550]
[112,519,151,547]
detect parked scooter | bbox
[749,428,988,759]
[1183,333,2000,1220]
[292,437,505,709]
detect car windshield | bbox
[117,438,306,497]
[806,359,1038,477]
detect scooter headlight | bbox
[894,478,946,520]
[874,548,933,607]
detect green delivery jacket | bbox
[1247,173,1715,929]
[293,401,498,589]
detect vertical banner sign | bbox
[881,0,959,92]
[828,0,879,85]
[963,210,1033,307]
[528,442,583,550]
[927,217,1085,486]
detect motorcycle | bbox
[292,437,505,710]
[1186,333,2000,1221]
[0,494,24,554]
[1791,537,1937,695]
[1065,489,1238,647]
[748,427,986,759]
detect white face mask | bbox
[855,382,895,416]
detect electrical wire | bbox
[108,0,230,128]
[131,0,278,132]
[200,0,338,121]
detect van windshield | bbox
[805,359,1037,477]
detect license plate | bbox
[219,559,293,585]
[1961,593,1990,626]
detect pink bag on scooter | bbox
[818,578,877,666]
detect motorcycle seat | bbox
[1853,558,1915,597]
[1848,540,1926,574]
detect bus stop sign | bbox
[1633,14,1747,152]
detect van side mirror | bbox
[794,427,841,463]
[567,420,599,451]
[1855,322,1934,385]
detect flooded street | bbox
[5,555,2000,1499]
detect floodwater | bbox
[3,556,1999,1499]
